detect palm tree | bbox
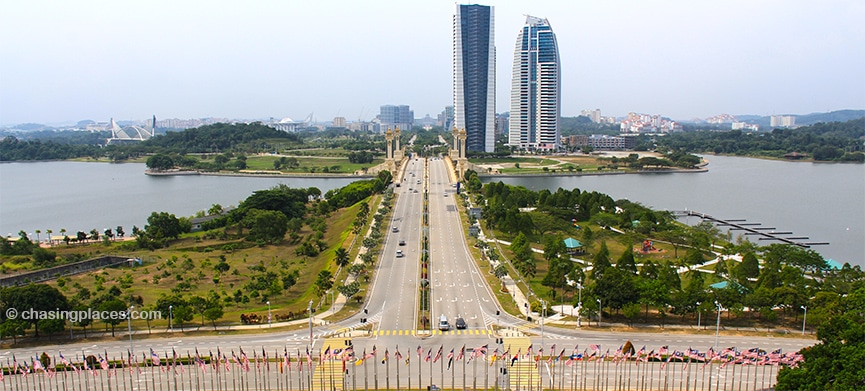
[46,229,52,246]
[335,248,350,268]
[35,229,41,243]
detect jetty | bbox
[675,210,829,248]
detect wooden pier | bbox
[676,210,829,248]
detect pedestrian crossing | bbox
[372,329,491,336]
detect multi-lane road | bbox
[3,157,816,388]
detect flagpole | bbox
[440,349,444,391]
[393,353,397,391]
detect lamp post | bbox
[696,302,702,329]
[596,299,602,327]
[714,301,722,349]
[267,301,272,328]
[308,300,314,349]
[128,305,134,356]
[801,305,807,335]
[540,299,547,354]
[577,278,583,328]
[169,305,173,331]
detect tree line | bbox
[657,117,865,162]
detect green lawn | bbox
[244,155,384,173]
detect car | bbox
[443,193,448,197]
[455,316,467,330]
[399,239,406,246]
[438,314,450,331]
[413,189,418,193]
[392,227,399,233]
[396,249,404,258]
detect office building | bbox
[454,4,496,153]
[379,105,413,131]
[508,16,560,152]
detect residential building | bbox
[332,117,347,128]
[770,115,796,128]
[454,4,496,153]
[508,15,561,152]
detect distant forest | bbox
[656,117,865,162]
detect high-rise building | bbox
[379,105,413,131]
[508,15,560,152]
[454,4,496,153]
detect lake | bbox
[1,156,862,266]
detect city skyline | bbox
[1,0,863,126]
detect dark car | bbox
[455,316,467,330]
[399,239,406,246]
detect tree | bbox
[735,252,760,286]
[145,154,175,171]
[172,306,194,331]
[203,306,224,330]
[243,209,288,244]
[615,249,638,275]
[334,248,350,268]
[337,281,360,299]
[145,212,186,240]
[314,270,334,297]
[590,241,611,281]
[99,299,128,337]
[776,287,865,390]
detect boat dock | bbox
[674,210,829,248]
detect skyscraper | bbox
[453,4,496,153]
[508,16,561,152]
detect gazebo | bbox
[563,237,584,254]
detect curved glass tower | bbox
[508,16,560,152]
[454,4,496,153]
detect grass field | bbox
[36,198,373,331]
[243,155,383,174]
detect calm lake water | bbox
[0,161,356,239]
[480,155,864,267]
[1,156,863,266]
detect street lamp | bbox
[540,299,547,354]
[169,305,173,331]
[596,299,602,327]
[308,300,314,349]
[801,305,807,335]
[696,302,702,330]
[577,278,583,328]
[714,301,722,349]
[128,306,134,356]
[267,301,272,328]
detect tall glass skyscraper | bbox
[508,16,560,152]
[453,4,496,153]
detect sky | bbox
[1,0,864,126]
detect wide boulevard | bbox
[2,157,816,390]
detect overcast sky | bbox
[1,0,863,126]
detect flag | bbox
[417,346,423,358]
[424,348,432,362]
[446,348,455,370]
[511,350,519,367]
[658,345,669,357]
[489,349,498,366]
[394,347,403,361]
[474,344,488,358]
[433,346,443,363]
[589,344,601,354]
[98,354,109,371]
[381,349,389,365]
[525,344,533,358]
[32,357,46,373]
[150,349,161,366]
[323,346,331,361]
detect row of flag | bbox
[0,344,803,381]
